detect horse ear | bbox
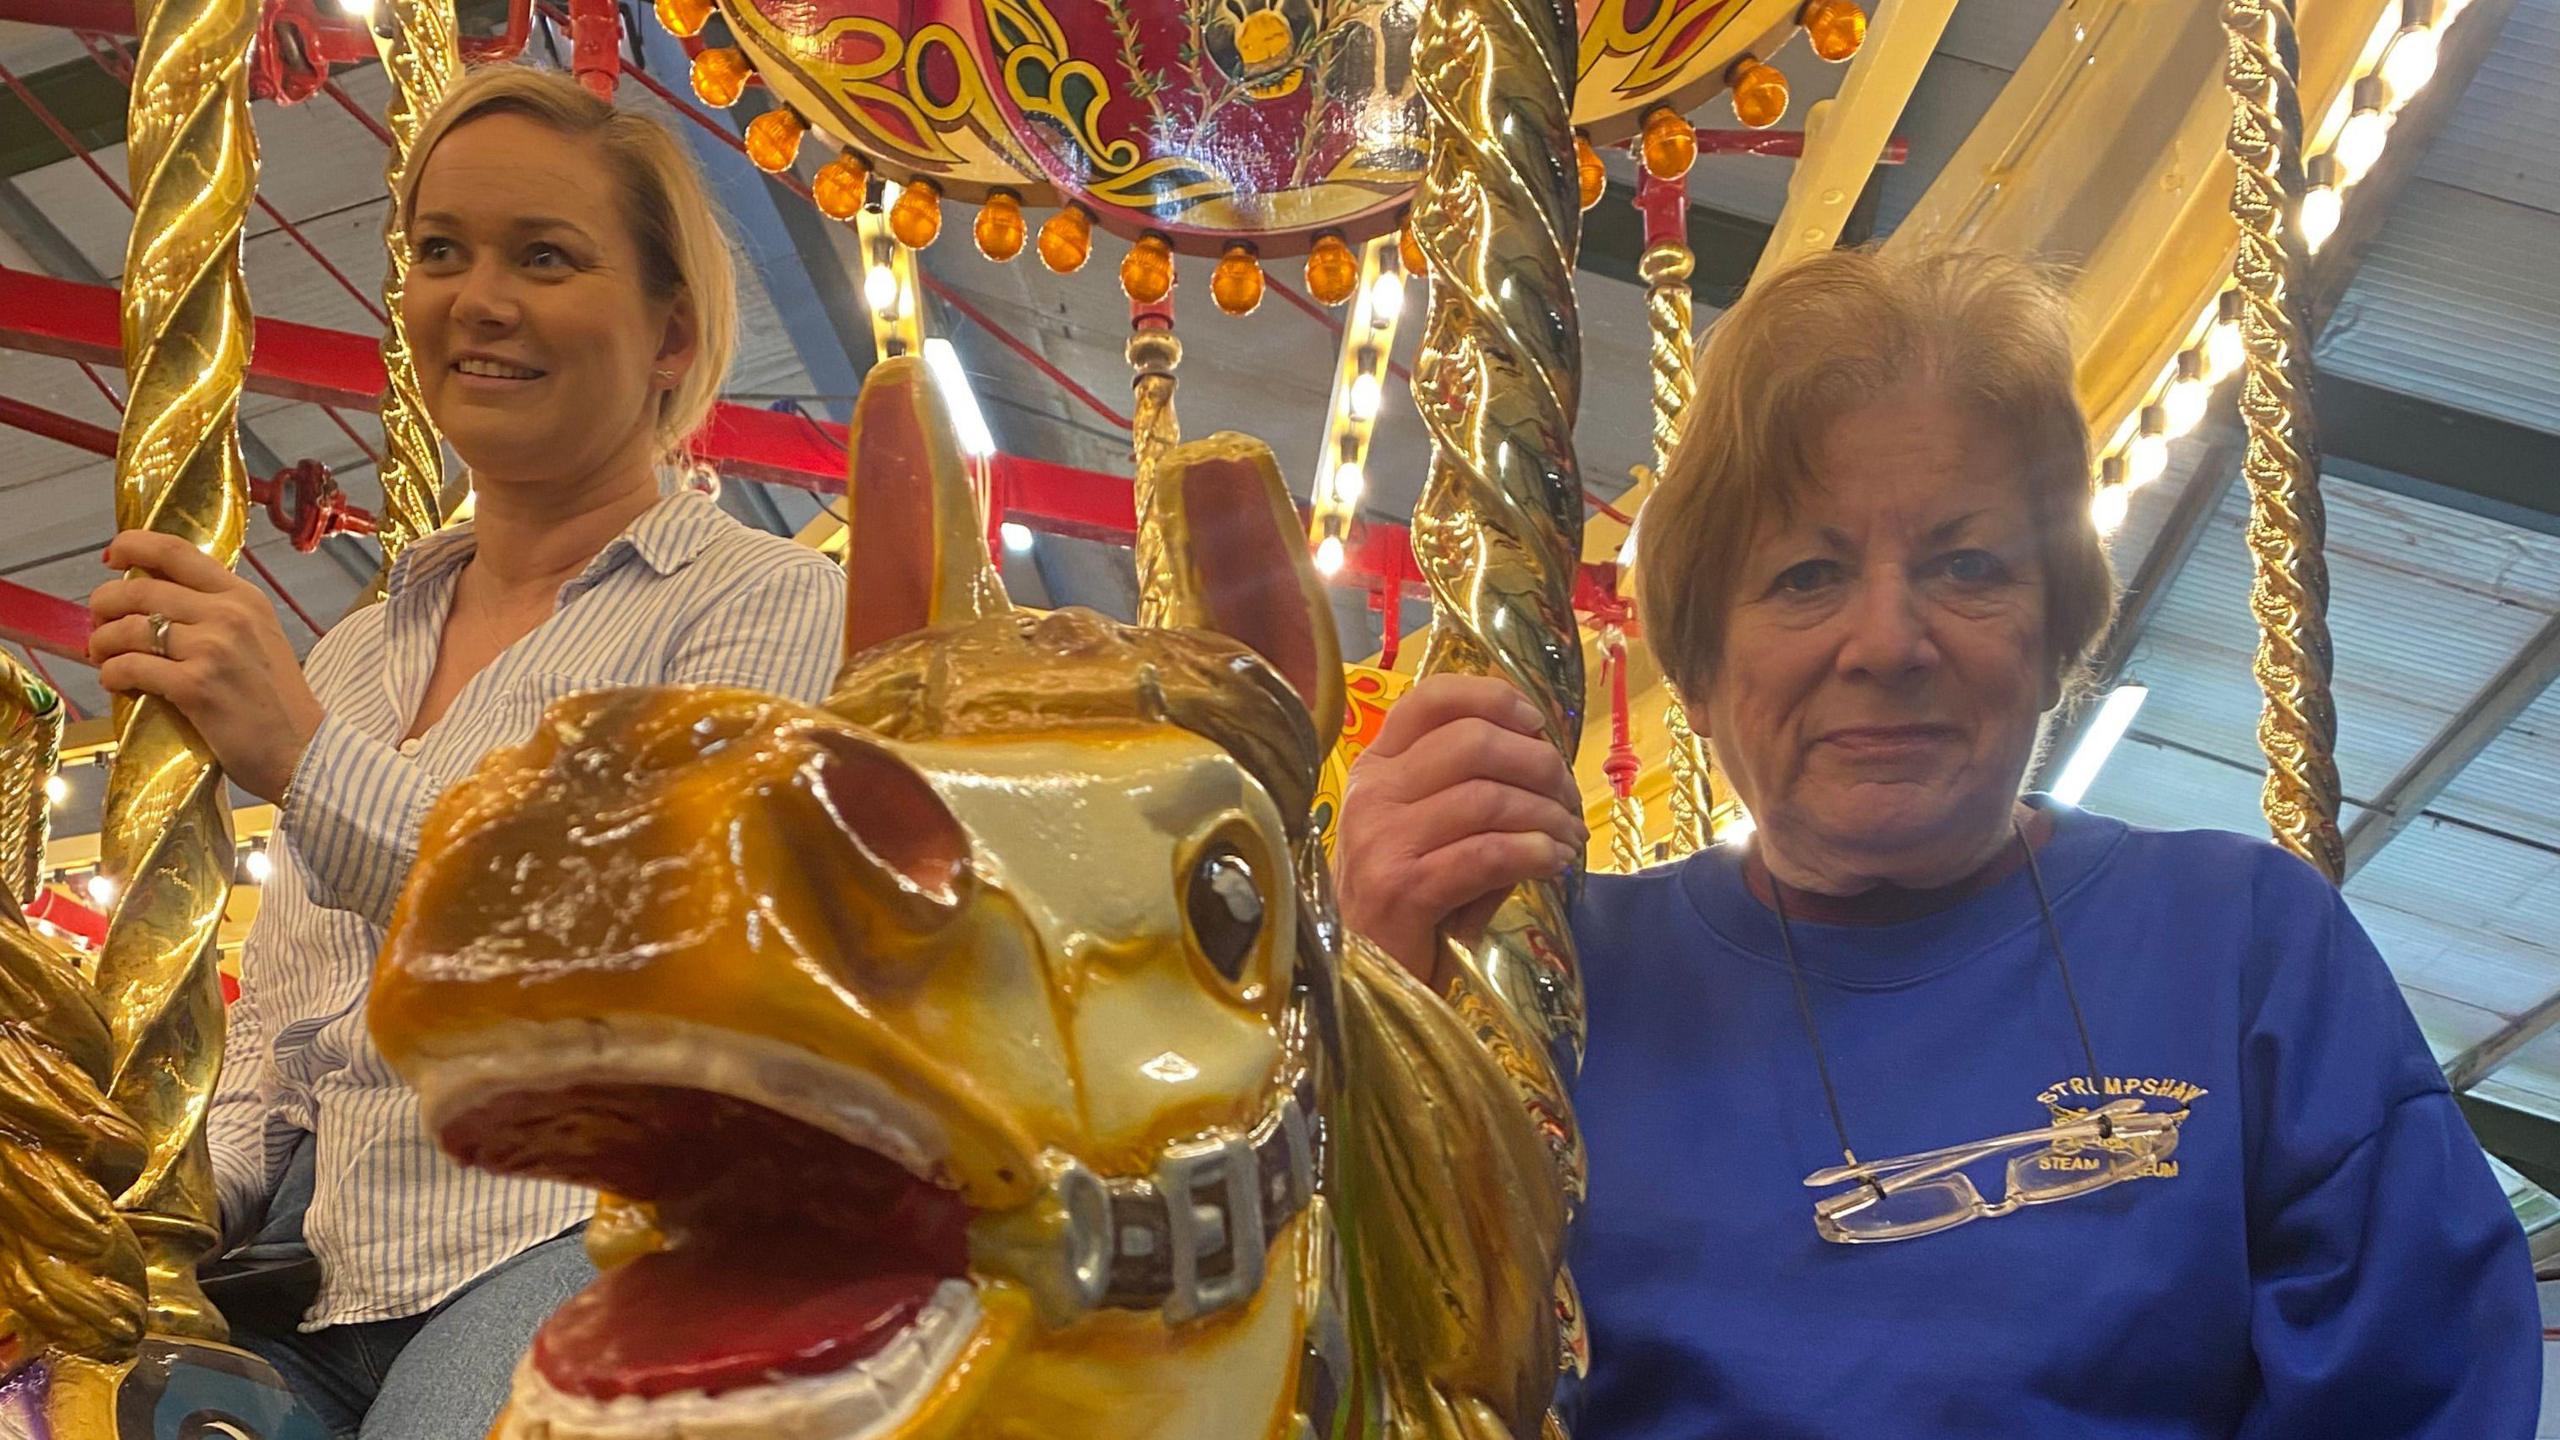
[1151,434,1345,744]
[842,355,1008,660]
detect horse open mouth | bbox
[436,1075,986,1440]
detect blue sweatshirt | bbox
[1568,803,2539,1438]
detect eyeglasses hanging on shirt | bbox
[1770,822,2188,1245]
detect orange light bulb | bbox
[653,0,711,38]
[690,47,752,109]
[1121,233,1175,304]
[1212,243,1264,316]
[1640,106,1696,180]
[1398,219,1425,276]
[812,154,869,220]
[889,178,943,249]
[1304,233,1358,306]
[975,190,1026,262]
[1576,133,1606,210]
[1038,206,1093,274]
[744,108,806,173]
[1800,0,1867,62]
[1729,57,1789,129]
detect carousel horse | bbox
[365,355,1568,1440]
[0,659,325,1440]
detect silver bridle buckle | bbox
[1156,1130,1264,1323]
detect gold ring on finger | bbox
[147,612,172,658]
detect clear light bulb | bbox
[2379,27,2439,102]
[45,774,68,806]
[864,265,899,312]
[2161,378,2211,438]
[1332,461,1365,506]
[2333,109,2389,183]
[2091,484,2132,536]
[1348,372,1383,421]
[1367,274,1405,327]
[85,873,118,907]
[2205,320,2246,383]
[1000,522,1035,553]
[1313,536,1346,575]
[2127,432,2170,489]
[245,847,274,884]
[2301,185,2343,252]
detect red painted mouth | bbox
[439,1084,973,1403]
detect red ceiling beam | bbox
[0,579,93,664]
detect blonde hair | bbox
[1634,246,2114,706]
[398,65,737,462]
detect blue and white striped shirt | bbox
[205,489,845,1327]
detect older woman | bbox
[1334,247,2538,1437]
[84,66,843,1440]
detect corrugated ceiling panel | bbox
[2111,474,2560,802]
[2418,0,2560,216]
[1875,56,2017,233]
[2430,680,2560,850]
[2485,1030,2560,1118]
[1938,0,2061,71]
[2318,179,2560,433]
[2347,821,2560,1006]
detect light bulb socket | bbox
[2306,154,2341,191]
[2352,75,2388,113]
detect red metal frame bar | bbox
[0,580,93,665]
[0,394,118,456]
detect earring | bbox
[653,368,675,384]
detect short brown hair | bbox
[399,65,737,463]
[1633,246,2114,707]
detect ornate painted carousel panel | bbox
[0,0,2511,1427]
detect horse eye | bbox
[1185,843,1264,984]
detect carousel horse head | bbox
[369,356,1562,1440]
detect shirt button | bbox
[398,738,421,757]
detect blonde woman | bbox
[1333,248,2536,1437]
[86,66,844,1438]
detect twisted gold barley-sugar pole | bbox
[1408,0,1589,1409]
[1129,313,1183,626]
[1662,704,1711,852]
[0,657,62,905]
[366,0,465,585]
[97,0,260,1341]
[1634,165,1714,856]
[2222,0,2342,881]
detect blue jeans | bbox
[221,1134,596,1440]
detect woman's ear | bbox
[653,297,700,391]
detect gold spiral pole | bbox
[367,0,463,569]
[1640,244,1692,475]
[1638,230,1716,857]
[1662,702,1711,853]
[2222,0,2342,880]
[0,656,62,906]
[97,0,260,1341]
[1409,0,1587,1410]
[1128,321,1183,627]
